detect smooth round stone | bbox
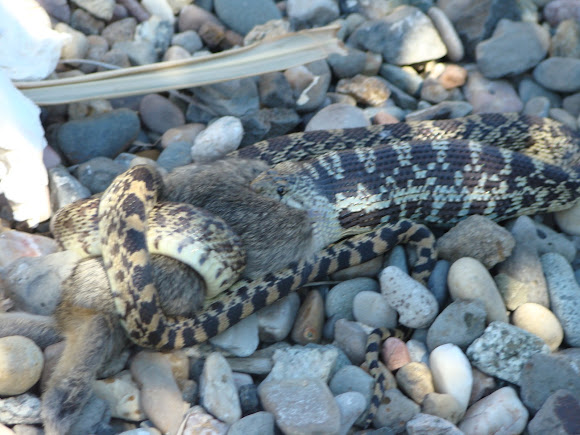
[0,229,58,268]
[327,47,367,79]
[0,337,43,396]
[156,141,192,172]
[428,7,463,62]
[541,253,580,346]
[55,23,88,61]
[407,339,429,365]
[332,319,368,365]
[379,266,439,329]
[459,387,528,435]
[545,0,580,26]
[228,411,275,435]
[210,315,259,357]
[329,365,374,410]
[383,337,411,372]
[325,277,379,320]
[555,200,580,236]
[513,303,563,351]
[422,392,465,424]
[550,107,578,130]
[447,257,508,323]
[163,45,190,61]
[178,4,222,32]
[258,72,295,109]
[464,70,523,113]
[429,344,472,412]
[214,0,281,35]
[191,116,243,162]
[335,392,366,434]
[523,96,551,117]
[190,78,260,118]
[534,222,576,262]
[291,290,324,345]
[286,0,339,29]
[161,123,205,148]
[534,56,580,93]
[552,19,580,59]
[102,17,137,45]
[385,245,408,273]
[305,103,370,131]
[353,291,398,329]
[528,389,580,435]
[139,94,185,134]
[518,77,562,107]
[172,30,203,53]
[373,388,421,430]
[407,413,463,435]
[93,370,145,421]
[396,362,434,404]
[379,63,423,96]
[426,299,487,351]
[258,293,300,343]
[200,352,241,425]
[428,260,450,308]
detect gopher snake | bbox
[53,112,580,426]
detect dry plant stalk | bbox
[16,25,343,105]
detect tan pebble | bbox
[512,303,564,351]
[373,111,400,124]
[336,74,391,106]
[396,362,434,404]
[291,290,324,345]
[437,64,468,90]
[447,257,508,323]
[159,350,190,386]
[161,123,205,148]
[382,337,411,371]
[422,392,465,424]
[0,336,43,396]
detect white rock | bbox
[93,370,145,421]
[406,413,464,435]
[71,0,115,20]
[379,266,439,328]
[0,0,67,80]
[0,72,50,227]
[335,392,366,435]
[0,336,43,396]
[429,344,472,412]
[54,23,89,61]
[191,116,244,162]
[512,303,564,351]
[264,345,338,384]
[459,387,528,434]
[447,257,508,323]
[142,0,176,23]
[200,352,242,424]
[210,314,259,357]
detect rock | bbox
[373,388,421,430]
[291,291,324,345]
[71,0,115,20]
[258,293,300,343]
[327,48,367,79]
[464,70,523,113]
[551,18,580,59]
[191,116,243,162]
[0,337,43,396]
[379,64,423,97]
[227,411,275,435]
[102,17,136,45]
[436,215,515,269]
[544,0,580,26]
[285,60,332,113]
[178,4,222,33]
[550,107,578,130]
[406,413,463,435]
[141,0,175,23]
[74,156,126,194]
[329,365,375,414]
[57,109,140,164]
[199,352,241,424]
[428,260,450,308]
[238,383,260,416]
[519,77,562,108]
[191,78,260,117]
[383,337,411,372]
[524,96,551,117]
[0,230,58,268]
[181,406,228,435]
[407,339,429,365]
[447,257,508,323]
[405,101,473,121]
[459,387,528,435]
[264,345,338,384]
[139,94,185,134]
[326,278,378,321]
[70,8,105,36]
[286,0,340,29]
[93,371,145,421]
[428,7,464,62]
[336,74,391,106]
[243,18,291,45]
[426,299,487,351]
[214,0,281,35]
[429,344,472,412]
[37,0,71,23]
[0,394,41,425]
[352,291,398,329]
[156,141,192,172]
[379,266,439,329]
[160,123,204,148]
[348,6,447,65]
[422,392,465,424]
[534,57,580,93]
[306,103,370,131]
[172,30,203,53]
[533,222,576,262]
[335,392,366,435]
[469,368,496,406]
[541,253,580,346]
[466,321,550,385]
[555,201,580,236]
[258,72,295,109]
[512,303,563,351]
[332,319,368,365]
[209,315,259,357]
[258,379,341,434]
[476,19,549,79]
[396,362,434,405]
[528,389,580,435]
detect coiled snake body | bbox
[52,113,580,427]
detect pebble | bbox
[93,370,145,421]
[285,60,331,113]
[352,291,398,329]
[101,17,137,45]
[156,141,192,171]
[534,222,576,262]
[544,0,580,27]
[552,18,580,59]
[214,0,281,35]
[426,299,487,352]
[74,156,126,193]
[534,56,580,93]
[463,70,523,113]
[258,72,295,109]
[512,302,563,351]
[427,260,450,308]
[466,321,550,385]
[379,266,439,329]
[70,9,105,36]
[71,0,115,20]
[563,91,580,118]
[238,383,260,416]
[427,7,464,62]
[436,215,515,269]
[524,95,551,117]
[422,392,465,425]
[199,352,241,424]
[336,74,391,106]
[130,351,189,433]
[191,78,260,117]
[139,94,185,134]
[191,116,244,162]
[0,230,58,268]
[160,123,205,148]
[459,387,528,435]
[258,378,341,434]
[291,290,324,345]
[518,76,562,107]
[305,103,370,131]
[332,319,367,365]
[469,368,496,406]
[141,0,174,23]
[372,388,420,430]
[227,411,275,435]
[329,365,374,413]
[550,107,578,129]
[447,257,508,323]
[327,47,367,79]
[335,392,366,435]
[407,412,463,435]
[257,293,300,343]
[541,252,580,346]
[210,314,259,357]
[325,277,378,321]
[264,345,338,384]
[396,362,434,404]
[172,30,203,54]
[385,245,408,273]
[555,200,580,236]
[57,108,140,164]
[349,6,447,65]
[55,23,89,62]
[429,344,472,412]
[0,337,43,396]
[407,339,429,365]
[286,0,340,29]
[178,4,222,33]
[528,389,580,435]
[476,19,549,79]
[243,18,291,45]
[0,394,41,425]
[382,337,411,371]
[379,64,423,97]
[180,406,228,435]
[405,101,473,121]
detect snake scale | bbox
[53,112,580,427]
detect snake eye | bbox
[276,185,286,197]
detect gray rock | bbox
[74,156,126,194]
[563,92,580,118]
[476,19,549,79]
[200,353,241,424]
[139,94,185,134]
[0,394,41,425]
[214,0,281,35]
[326,277,379,320]
[534,222,576,262]
[306,103,370,131]
[209,315,259,357]
[428,6,464,62]
[136,16,174,55]
[286,0,340,29]
[520,350,580,413]
[528,389,580,435]
[518,76,562,108]
[523,96,551,117]
[542,253,580,346]
[466,321,550,385]
[156,141,192,172]
[113,40,158,65]
[336,392,367,435]
[258,72,295,108]
[349,6,447,65]
[172,30,203,53]
[327,48,367,79]
[396,362,435,404]
[426,300,487,351]
[287,60,332,113]
[550,108,578,130]
[405,101,472,121]
[191,78,260,117]
[264,345,338,384]
[101,17,136,45]
[379,63,423,97]
[238,384,261,416]
[373,388,421,430]
[422,392,465,425]
[57,109,140,164]
[545,1,580,27]
[227,411,275,435]
[551,18,580,59]
[257,293,300,342]
[428,260,450,307]
[353,291,398,329]
[332,319,368,365]
[48,166,91,211]
[329,365,374,410]
[406,413,464,435]
[70,8,105,35]
[71,0,114,20]
[464,70,523,113]
[534,57,580,93]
